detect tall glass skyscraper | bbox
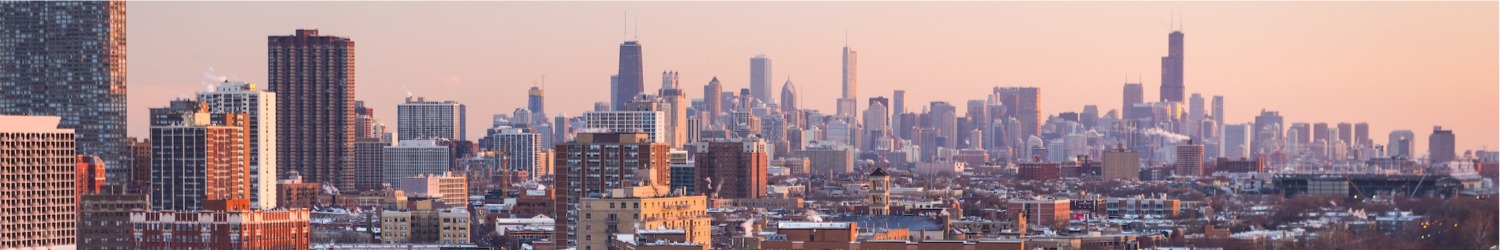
[614,41,644,110]
[1160,30,1185,102]
[0,1,130,184]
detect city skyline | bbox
[127,1,1497,153]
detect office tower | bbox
[355,101,378,138]
[837,45,860,118]
[379,199,470,245]
[1337,123,1353,147]
[382,140,451,187]
[529,86,545,119]
[0,1,129,185]
[1175,141,1205,177]
[864,101,891,151]
[660,71,688,148]
[892,90,906,138]
[1160,30,1185,102]
[1289,123,1311,145]
[1222,124,1251,159]
[79,192,150,249]
[614,41,645,110]
[868,168,892,215]
[197,82,278,209]
[750,55,773,105]
[130,203,311,249]
[1312,123,1329,143]
[583,110,665,143]
[694,138,769,198]
[1103,146,1140,181]
[1354,122,1370,147]
[1388,130,1416,158]
[576,186,710,250]
[703,77,723,126]
[268,29,356,191]
[609,75,620,110]
[1188,93,1205,138]
[553,132,670,246]
[738,88,753,111]
[780,78,799,113]
[1251,110,1283,155]
[353,137,387,192]
[512,108,534,127]
[0,116,79,248]
[491,127,540,179]
[400,172,468,205]
[996,87,1042,139]
[398,96,467,141]
[1211,95,1224,132]
[1122,83,1144,119]
[555,114,571,144]
[1429,126,1456,163]
[148,104,251,211]
[930,101,959,149]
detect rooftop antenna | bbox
[634,16,639,40]
[623,11,629,41]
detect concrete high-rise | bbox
[491,127,541,179]
[837,46,859,118]
[0,115,79,248]
[1222,124,1251,159]
[1122,83,1144,119]
[268,29,356,191]
[1313,123,1330,144]
[892,90,906,139]
[353,137,387,192]
[398,96,466,141]
[1429,126,1456,163]
[583,110,665,143]
[0,1,130,185]
[1251,110,1283,155]
[197,82,278,209]
[1175,141,1205,177]
[1354,122,1370,147]
[694,138,769,199]
[750,55,773,105]
[930,101,959,149]
[1103,146,1140,181]
[1188,93,1205,139]
[1160,30,1185,103]
[1211,95,1224,133]
[382,139,451,187]
[1388,130,1416,159]
[1337,122,1353,147]
[614,41,645,110]
[148,103,251,211]
[552,132,669,247]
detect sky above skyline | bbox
[127,2,1498,154]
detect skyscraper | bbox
[660,71,687,148]
[381,139,451,186]
[892,90,906,139]
[614,41,645,110]
[1160,30,1185,103]
[583,110,666,143]
[703,77,723,126]
[929,101,959,149]
[0,115,79,248]
[1337,122,1353,147]
[529,85,546,120]
[1251,110,1283,155]
[1388,130,1416,159]
[268,29,356,191]
[1122,83,1144,119]
[1188,93,1205,138]
[750,55,773,105]
[197,82,278,209]
[1354,122,1370,147]
[1429,126,1455,163]
[1211,95,1224,133]
[1175,141,1204,177]
[837,45,859,118]
[0,1,129,185]
[996,87,1042,139]
[397,96,467,141]
[148,103,251,211]
[491,127,540,180]
[780,78,798,113]
[1103,146,1140,181]
[1223,124,1251,159]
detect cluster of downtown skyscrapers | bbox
[0,1,1484,250]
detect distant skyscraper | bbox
[1188,93,1205,139]
[614,41,645,110]
[1251,110,1283,155]
[0,1,129,185]
[1160,30,1185,102]
[996,87,1042,138]
[268,29,356,191]
[660,71,687,148]
[1354,122,1370,147]
[1211,95,1224,133]
[694,138,769,199]
[397,96,466,141]
[780,78,798,113]
[1313,123,1330,144]
[149,104,251,211]
[0,115,79,248]
[703,77,723,125]
[1122,83,1144,119]
[529,85,546,119]
[1429,126,1455,163]
[355,101,379,138]
[1337,123,1353,147]
[837,46,859,118]
[1288,123,1312,145]
[929,101,959,149]
[197,82,278,209]
[491,127,540,180]
[1388,130,1416,159]
[750,55,773,105]
[892,90,906,138]
[1223,124,1251,159]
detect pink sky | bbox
[126,2,1497,154]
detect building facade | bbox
[197,81,279,209]
[553,132,670,247]
[0,115,79,248]
[398,96,467,141]
[268,29,357,191]
[149,105,251,211]
[584,111,666,144]
[382,139,452,187]
[576,186,711,250]
[694,138,769,199]
[129,204,311,249]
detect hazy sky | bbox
[128,2,1498,154]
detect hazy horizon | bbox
[127,1,1498,155]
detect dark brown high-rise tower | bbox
[268,29,357,191]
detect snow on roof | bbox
[778,222,851,229]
